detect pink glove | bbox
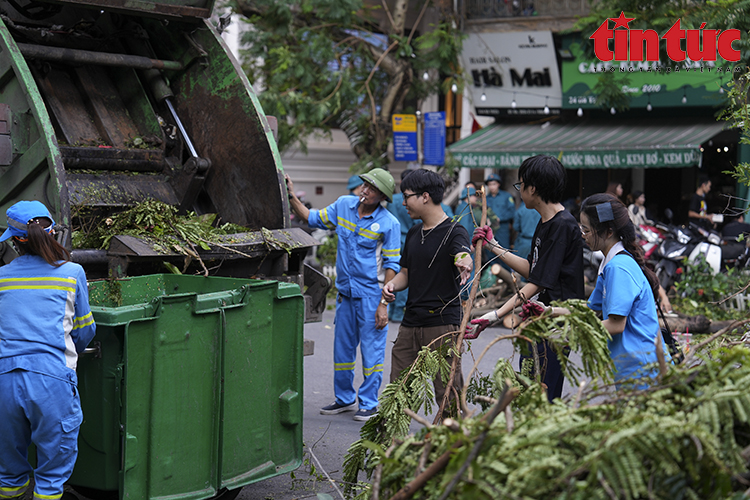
[519,301,546,320]
[464,318,490,340]
[472,225,494,246]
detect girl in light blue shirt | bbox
[580,194,669,388]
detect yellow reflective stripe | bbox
[358,227,380,240]
[0,277,75,284]
[363,364,384,376]
[73,312,95,330]
[0,481,29,497]
[0,285,75,292]
[382,249,400,256]
[337,217,356,232]
[334,362,356,371]
[319,208,335,229]
[33,493,62,500]
[0,277,75,293]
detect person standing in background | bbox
[627,190,652,227]
[605,182,624,201]
[688,175,717,230]
[485,173,516,251]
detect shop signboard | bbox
[461,31,563,117]
[452,148,700,169]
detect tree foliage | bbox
[232,0,464,172]
[346,315,750,499]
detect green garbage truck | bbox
[0,0,328,497]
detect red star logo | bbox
[610,11,635,29]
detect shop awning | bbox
[449,117,727,169]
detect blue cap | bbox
[347,175,364,191]
[485,173,502,184]
[0,200,55,242]
[460,187,477,200]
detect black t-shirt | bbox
[527,210,584,304]
[401,218,471,328]
[688,193,712,230]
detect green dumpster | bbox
[70,274,304,500]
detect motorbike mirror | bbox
[664,208,673,221]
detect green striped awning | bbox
[449,118,726,169]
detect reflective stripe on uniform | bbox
[0,277,75,293]
[319,208,335,229]
[363,363,383,376]
[0,480,29,499]
[382,248,399,257]
[337,217,356,232]
[334,362,356,371]
[33,492,62,500]
[358,227,380,240]
[72,311,95,331]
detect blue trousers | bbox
[0,370,82,500]
[334,294,388,411]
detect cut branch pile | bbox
[346,340,750,499]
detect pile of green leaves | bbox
[348,343,750,500]
[71,200,250,252]
[674,254,749,321]
[342,299,616,495]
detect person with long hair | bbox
[579,193,668,387]
[0,200,96,500]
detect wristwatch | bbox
[380,298,388,306]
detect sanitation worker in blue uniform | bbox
[485,173,516,250]
[0,200,96,500]
[286,169,401,421]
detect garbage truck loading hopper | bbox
[0,0,330,322]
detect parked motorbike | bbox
[654,213,747,290]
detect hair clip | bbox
[596,202,614,222]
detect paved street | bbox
[238,308,584,500]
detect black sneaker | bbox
[320,401,357,415]
[353,408,378,422]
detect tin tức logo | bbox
[590,12,741,63]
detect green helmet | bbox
[359,168,395,202]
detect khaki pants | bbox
[390,324,464,410]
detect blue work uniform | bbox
[587,248,666,387]
[513,201,541,261]
[486,191,516,248]
[0,255,96,500]
[309,196,400,410]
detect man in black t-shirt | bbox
[465,155,584,401]
[688,175,716,230]
[382,169,473,413]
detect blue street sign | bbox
[423,111,446,166]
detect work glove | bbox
[519,301,547,320]
[464,310,499,340]
[472,225,496,247]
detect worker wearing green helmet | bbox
[285,169,401,421]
